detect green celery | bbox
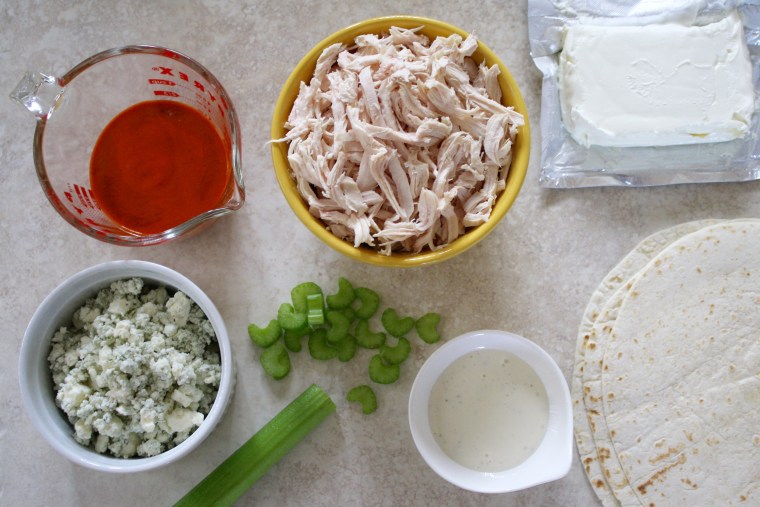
[283,328,307,352]
[354,287,380,319]
[335,334,357,362]
[326,277,355,309]
[308,328,338,360]
[259,342,290,380]
[174,385,335,507]
[291,282,323,313]
[380,337,411,365]
[346,385,377,414]
[277,303,307,331]
[248,320,282,348]
[369,354,400,384]
[381,308,415,338]
[306,293,325,327]
[355,319,386,349]
[325,310,350,343]
[415,312,442,344]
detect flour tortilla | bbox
[572,220,720,506]
[599,220,760,506]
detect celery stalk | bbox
[174,384,336,506]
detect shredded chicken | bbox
[276,27,524,255]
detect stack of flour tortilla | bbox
[572,220,760,506]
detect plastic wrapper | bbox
[528,0,760,188]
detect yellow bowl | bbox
[271,15,530,267]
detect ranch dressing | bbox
[428,349,549,472]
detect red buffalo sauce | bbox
[90,100,230,235]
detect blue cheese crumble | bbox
[47,278,221,458]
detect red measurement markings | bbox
[62,184,124,234]
[150,65,228,117]
[149,79,175,86]
[74,184,97,210]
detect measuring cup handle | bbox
[10,71,65,119]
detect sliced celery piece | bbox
[368,354,400,384]
[379,337,411,365]
[326,277,355,309]
[335,334,357,362]
[416,312,442,344]
[346,385,377,414]
[277,303,307,331]
[283,328,307,353]
[308,328,338,360]
[355,319,386,349]
[306,293,325,327]
[325,310,350,343]
[291,282,323,313]
[248,320,282,348]
[259,342,290,380]
[354,287,380,319]
[381,308,414,338]
[338,306,357,323]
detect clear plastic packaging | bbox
[528,0,760,188]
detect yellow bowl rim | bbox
[270,15,530,267]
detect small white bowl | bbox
[408,330,572,493]
[19,260,235,473]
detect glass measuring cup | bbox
[10,45,245,246]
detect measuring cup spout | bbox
[10,71,65,119]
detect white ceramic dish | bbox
[18,260,235,473]
[408,330,572,493]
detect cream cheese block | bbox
[559,12,755,147]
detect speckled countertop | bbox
[2,1,760,506]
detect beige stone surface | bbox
[2,1,759,505]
